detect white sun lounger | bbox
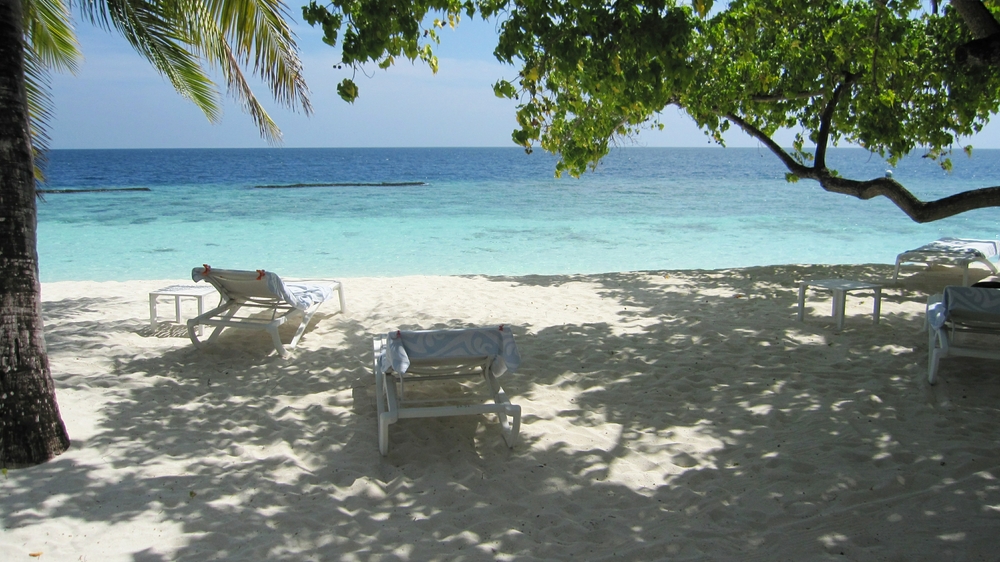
[372,326,522,455]
[187,265,345,357]
[893,238,1000,286]
[926,285,1000,384]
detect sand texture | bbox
[3,263,1000,560]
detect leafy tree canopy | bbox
[304,0,1000,222]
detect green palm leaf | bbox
[22,0,80,180]
[26,0,80,72]
[58,0,311,142]
[181,0,312,142]
[77,0,223,122]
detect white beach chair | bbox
[372,326,522,455]
[926,286,1000,384]
[187,265,345,357]
[893,238,1000,286]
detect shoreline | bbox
[6,263,1000,559]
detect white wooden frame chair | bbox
[926,285,1000,384]
[894,238,1000,286]
[372,326,522,455]
[187,265,345,357]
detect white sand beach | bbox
[3,263,1000,560]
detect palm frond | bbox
[74,0,308,142]
[175,0,283,141]
[77,0,223,122]
[26,0,81,73]
[22,0,79,183]
[207,0,310,112]
[23,48,55,183]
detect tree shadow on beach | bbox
[7,265,1000,560]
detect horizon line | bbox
[48,145,994,151]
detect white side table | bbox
[798,279,882,331]
[149,284,218,334]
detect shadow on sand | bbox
[6,264,1000,559]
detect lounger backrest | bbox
[385,326,521,377]
[193,266,334,311]
[192,267,281,301]
[928,285,1000,330]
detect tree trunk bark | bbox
[952,0,1000,65]
[0,0,70,468]
[951,0,1000,38]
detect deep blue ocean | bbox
[35,147,1000,282]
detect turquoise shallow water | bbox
[36,147,1000,282]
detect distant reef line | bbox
[253,181,427,189]
[36,182,429,193]
[38,187,151,193]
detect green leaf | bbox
[300,0,1000,220]
[337,78,359,103]
[493,79,517,99]
[693,0,713,18]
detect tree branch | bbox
[804,173,1000,222]
[723,112,812,176]
[952,0,1000,65]
[951,0,1000,38]
[725,112,1000,222]
[815,76,854,169]
[956,33,1000,65]
[748,91,820,103]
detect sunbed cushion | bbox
[905,238,1000,259]
[277,281,334,310]
[928,286,1000,330]
[383,326,520,377]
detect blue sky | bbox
[48,6,1000,150]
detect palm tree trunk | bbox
[0,0,70,468]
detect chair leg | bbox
[288,307,318,351]
[797,283,806,322]
[872,287,881,325]
[269,325,289,357]
[187,321,203,347]
[373,336,391,455]
[375,372,386,418]
[486,372,520,448]
[188,302,239,348]
[279,300,330,354]
[928,329,943,385]
[379,411,391,456]
[377,372,396,456]
[499,404,521,448]
[336,283,347,315]
[206,303,241,344]
[373,337,386,418]
[832,289,846,331]
[149,296,159,331]
[187,322,223,347]
[205,324,227,345]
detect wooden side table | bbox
[149,284,218,334]
[798,279,882,331]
